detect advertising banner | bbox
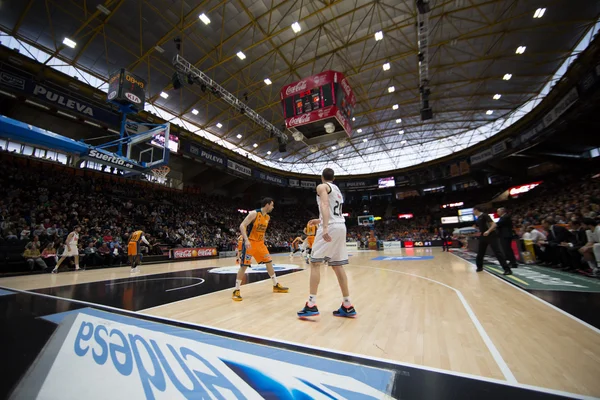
[227,160,251,176]
[170,247,217,259]
[300,180,316,189]
[185,142,226,167]
[255,170,287,186]
[0,69,120,125]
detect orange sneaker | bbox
[232,289,243,301]
[273,283,289,293]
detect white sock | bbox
[588,261,598,271]
[270,274,278,285]
[235,279,242,290]
[307,294,317,307]
[343,296,352,307]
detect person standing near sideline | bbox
[496,207,518,269]
[473,207,513,275]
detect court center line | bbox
[1,284,594,400]
[448,251,600,336]
[350,264,517,384]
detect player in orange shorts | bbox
[233,197,289,301]
[303,221,317,264]
[128,229,149,273]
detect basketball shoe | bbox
[232,289,242,301]
[297,303,319,317]
[273,283,289,293]
[333,304,357,318]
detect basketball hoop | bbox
[150,165,170,183]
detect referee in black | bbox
[473,206,513,275]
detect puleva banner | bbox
[11,308,394,399]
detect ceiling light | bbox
[253,143,258,148]
[383,62,390,71]
[291,22,301,33]
[396,118,402,123]
[62,38,76,48]
[388,86,395,93]
[159,92,169,99]
[192,109,199,115]
[516,46,526,54]
[237,134,242,139]
[154,45,165,53]
[375,31,384,41]
[279,158,283,161]
[399,130,404,134]
[216,123,223,128]
[339,153,344,157]
[392,104,399,110]
[533,8,546,18]
[264,78,272,85]
[332,146,337,150]
[363,138,368,142]
[267,151,271,155]
[493,94,501,100]
[237,51,246,60]
[357,129,363,133]
[199,13,211,25]
[352,117,355,121]
[401,140,407,144]
[96,5,111,15]
[486,110,493,115]
[503,73,512,81]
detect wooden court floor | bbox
[1,248,599,397]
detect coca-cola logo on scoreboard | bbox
[171,247,217,259]
[285,80,308,96]
[288,113,312,127]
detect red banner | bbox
[170,247,217,259]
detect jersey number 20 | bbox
[333,201,342,217]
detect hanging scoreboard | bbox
[107,69,146,111]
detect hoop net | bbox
[150,165,170,184]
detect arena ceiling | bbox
[0,0,599,176]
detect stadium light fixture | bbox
[383,63,390,71]
[279,158,283,161]
[264,78,272,85]
[503,73,512,81]
[516,46,526,54]
[291,22,301,33]
[62,38,76,48]
[216,123,223,128]
[533,8,546,18]
[237,51,246,60]
[486,110,494,115]
[357,129,363,133]
[267,151,271,155]
[192,109,199,115]
[493,94,501,100]
[396,118,402,123]
[363,138,368,142]
[236,134,242,139]
[392,104,399,110]
[388,86,395,93]
[375,31,384,41]
[399,130,404,134]
[199,13,210,25]
[401,140,407,144]
[253,143,258,148]
[160,92,169,99]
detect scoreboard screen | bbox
[107,69,146,111]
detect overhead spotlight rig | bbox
[416,0,433,121]
[172,54,288,148]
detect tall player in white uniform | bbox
[297,168,356,318]
[52,226,81,273]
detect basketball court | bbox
[1,248,599,399]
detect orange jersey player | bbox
[303,221,317,263]
[128,229,149,273]
[233,197,289,301]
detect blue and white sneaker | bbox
[333,304,357,318]
[297,303,319,318]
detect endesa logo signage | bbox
[16,309,392,399]
[509,181,542,197]
[170,247,217,259]
[397,213,414,219]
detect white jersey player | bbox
[52,226,82,273]
[297,168,356,319]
